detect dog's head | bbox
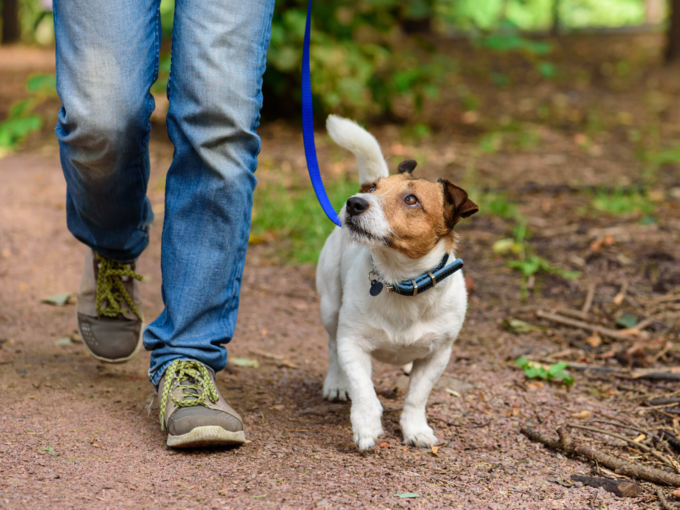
[340,160,478,258]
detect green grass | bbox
[251,176,359,264]
[590,188,655,215]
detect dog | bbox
[316,115,478,451]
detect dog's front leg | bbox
[337,337,383,450]
[400,346,452,448]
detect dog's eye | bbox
[369,184,376,192]
[404,195,419,207]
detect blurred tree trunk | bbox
[645,0,666,24]
[666,0,680,64]
[2,0,21,44]
[551,0,560,36]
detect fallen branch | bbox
[569,475,643,497]
[537,310,643,341]
[654,487,679,510]
[582,282,596,315]
[520,425,680,486]
[567,423,679,472]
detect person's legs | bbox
[54,0,160,362]
[54,0,159,262]
[144,0,275,386]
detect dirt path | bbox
[0,136,661,510]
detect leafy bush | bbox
[0,73,56,154]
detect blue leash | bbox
[301,0,342,227]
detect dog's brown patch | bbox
[365,174,478,259]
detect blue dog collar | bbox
[368,254,464,297]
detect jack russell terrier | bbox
[316,115,478,451]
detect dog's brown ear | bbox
[440,179,478,227]
[398,160,417,174]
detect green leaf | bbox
[503,318,545,334]
[547,363,569,376]
[55,338,73,346]
[514,356,530,369]
[229,357,259,368]
[616,313,637,329]
[26,74,57,95]
[41,293,74,306]
[395,493,420,498]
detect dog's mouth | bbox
[345,218,389,246]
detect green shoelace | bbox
[159,360,219,431]
[95,254,143,320]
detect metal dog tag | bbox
[369,279,383,296]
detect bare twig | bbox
[582,282,597,314]
[613,281,629,306]
[568,423,679,472]
[248,348,284,361]
[520,425,680,486]
[654,487,680,510]
[569,475,643,497]
[537,310,644,341]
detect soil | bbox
[1,40,680,509]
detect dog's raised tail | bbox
[326,115,389,185]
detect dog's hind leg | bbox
[317,234,348,400]
[322,333,349,401]
[400,346,452,448]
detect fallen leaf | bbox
[445,388,461,397]
[585,333,602,348]
[672,488,680,498]
[54,338,73,346]
[395,493,420,498]
[1,249,10,258]
[229,357,259,368]
[616,313,637,330]
[70,333,83,343]
[501,318,546,335]
[431,446,439,457]
[379,443,389,448]
[571,410,592,420]
[41,293,74,306]
[632,433,645,443]
[526,381,544,389]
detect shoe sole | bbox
[167,426,246,448]
[77,314,144,364]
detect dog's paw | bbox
[353,424,384,451]
[322,369,349,401]
[402,425,438,448]
[351,402,384,450]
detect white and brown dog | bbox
[316,115,478,451]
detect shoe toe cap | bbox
[168,406,243,436]
[77,313,142,361]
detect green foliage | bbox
[478,33,552,55]
[251,176,359,264]
[591,188,655,215]
[515,357,574,386]
[502,220,580,300]
[0,73,57,152]
[477,191,519,219]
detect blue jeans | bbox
[54,0,275,386]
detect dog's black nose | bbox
[346,197,369,216]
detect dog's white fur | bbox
[317,115,469,450]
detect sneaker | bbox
[158,359,245,448]
[76,248,144,363]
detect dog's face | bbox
[341,160,478,259]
